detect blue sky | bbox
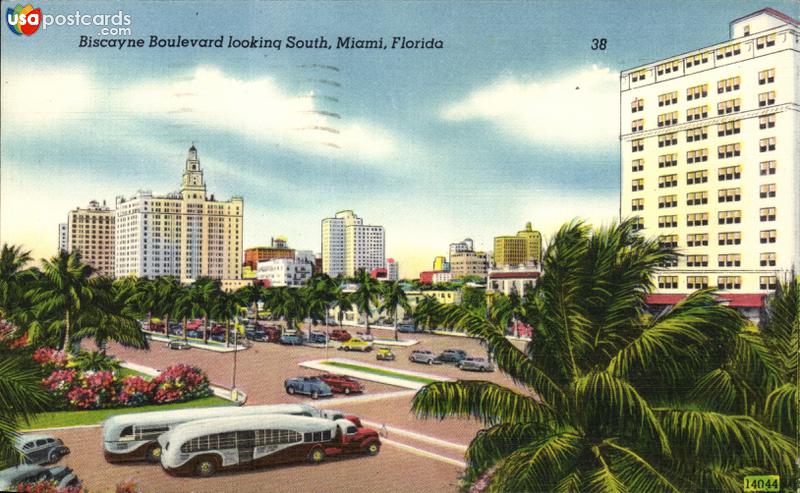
[1,0,796,277]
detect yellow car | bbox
[338,337,373,352]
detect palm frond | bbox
[465,421,557,476]
[602,439,682,493]
[763,383,797,438]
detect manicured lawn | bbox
[23,396,235,430]
[117,367,150,378]
[319,361,439,384]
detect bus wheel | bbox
[344,388,351,395]
[311,390,319,399]
[365,443,380,456]
[145,446,162,463]
[308,447,325,464]
[195,458,216,477]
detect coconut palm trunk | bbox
[61,309,71,351]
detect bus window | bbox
[346,426,357,435]
[119,426,134,441]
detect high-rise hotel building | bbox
[620,8,799,296]
[66,200,115,276]
[321,210,385,277]
[114,145,243,281]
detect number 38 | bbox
[591,38,607,50]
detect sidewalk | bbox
[299,357,453,390]
[145,332,249,352]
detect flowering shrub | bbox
[115,479,142,493]
[151,364,211,403]
[33,347,69,369]
[66,386,98,409]
[42,369,78,408]
[118,376,154,406]
[16,480,82,493]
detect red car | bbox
[329,329,352,342]
[316,373,364,395]
[263,326,281,342]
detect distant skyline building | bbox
[493,222,542,267]
[449,238,474,259]
[66,200,115,276]
[386,258,399,281]
[321,210,385,277]
[620,8,799,300]
[114,145,243,281]
[450,250,490,279]
[256,249,314,287]
[244,236,296,271]
[58,223,67,253]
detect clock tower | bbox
[181,144,206,197]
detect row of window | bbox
[634,137,777,153]
[652,208,777,228]
[658,275,777,291]
[633,159,776,176]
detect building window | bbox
[686,191,708,206]
[717,276,742,290]
[631,198,644,211]
[758,91,776,107]
[658,276,678,289]
[760,230,776,244]
[685,52,710,68]
[632,217,644,232]
[686,105,708,121]
[632,139,644,152]
[686,127,707,142]
[718,165,741,181]
[658,133,678,148]
[657,111,679,127]
[759,161,776,175]
[686,148,708,163]
[658,215,678,228]
[658,195,677,208]
[758,114,776,129]
[718,254,741,267]
[631,98,644,113]
[631,119,644,132]
[718,210,741,224]
[687,276,709,290]
[658,154,677,168]
[658,174,678,188]
[717,98,741,115]
[687,233,708,247]
[656,60,681,76]
[686,213,708,227]
[759,183,776,199]
[658,91,678,107]
[631,159,644,172]
[687,255,709,267]
[759,137,776,152]
[760,207,776,222]
[760,276,777,290]
[717,143,741,159]
[718,232,741,246]
[686,84,708,100]
[686,170,708,185]
[631,178,644,192]
[715,43,741,59]
[659,234,679,248]
[758,68,775,84]
[756,33,776,49]
[717,76,740,93]
[631,70,647,83]
[717,188,741,203]
[717,120,741,137]
[760,252,776,267]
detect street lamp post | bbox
[231,318,238,402]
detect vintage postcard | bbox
[1,1,798,492]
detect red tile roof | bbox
[489,271,541,280]
[730,8,799,27]
[645,293,766,308]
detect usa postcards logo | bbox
[6,4,41,36]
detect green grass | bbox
[117,367,150,378]
[319,361,439,384]
[23,396,235,430]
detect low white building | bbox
[256,252,314,287]
[432,271,453,283]
[487,264,541,296]
[386,258,399,280]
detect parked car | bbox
[263,326,281,342]
[339,337,373,352]
[458,357,495,372]
[397,324,420,333]
[409,350,440,365]
[356,332,375,342]
[316,374,364,395]
[185,329,201,339]
[0,465,80,491]
[376,347,395,361]
[284,376,333,399]
[166,340,191,350]
[330,329,352,342]
[279,333,304,345]
[308,331,329,344]
[436,349,468,364]
[15,435,70,465]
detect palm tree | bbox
[173,279,215,342]
[238,283,263,323]
[0,244,33,318]
[213,290,243,346]
[352,270,380,335]
[0,346,52,467]
[412,295,441,331]
[332,286,353,329]
[381,281,410,341]
[71,277,149,352]
[490,291,526,338]
[154,276,182,336]
[269,287,304,334]
[28,251,95,351]
[412,219,795,492]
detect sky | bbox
[1,0,796,278]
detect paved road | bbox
[57,327,530,492]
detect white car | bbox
[356,332,375,342]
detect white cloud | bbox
[442,65,619,147]
[0,66,95,126]
[121,66,399,162]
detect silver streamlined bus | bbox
[159,414,376,477]
[103,403,322,463]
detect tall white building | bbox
[66,200,115,276]
[620,8,799,300]
[321,210,385,277]
[58,223,68,253]
[114,145,244,281]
